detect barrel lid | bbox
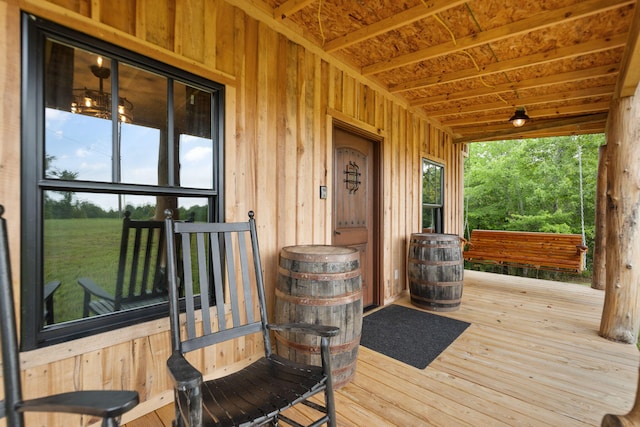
[410,233,461,241]
[281,245,359,262]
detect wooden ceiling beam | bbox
[532,102,611,116]
[362,0,633,76]
[427,86,615,117]
[460,126,606,142]
[456,119,606,136]
[274,0,316,20]
[443,102,611,127]
[519,123,606,137]
[615,0,640,97]
[411,64,619,107]
[453,113,608,143]
[323,0,468,53]
[390,34,627,93]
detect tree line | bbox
[45,195,208,222]
[464,134,604,274]
[44,155,208,221]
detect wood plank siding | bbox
[0,0,464,424]
[126,270,640,427]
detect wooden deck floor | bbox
[124,270,639,426]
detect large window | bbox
[21,15,224,349]
[421,158,444,233]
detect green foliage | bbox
[506,211,573,233]
[464,134,604,275]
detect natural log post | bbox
[592,144,607,290]
[599,86,640,343]
[155,129,179,220]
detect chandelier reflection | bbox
[71,57,133,123]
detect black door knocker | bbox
[344,161,361,193]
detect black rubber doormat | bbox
[360,304,470,369]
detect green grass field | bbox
[44,218,128,323]
[43,217,205,324]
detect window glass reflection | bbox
[179,134,214,189]
[44,41,117,182]
[421,158,444,233]
[43,191,211,324]
[422,161,443,205]
[120,123,161,185]
[119,63,167,185]
[45,109,113,181]
[28,23,222,347]
[174,81,213,189]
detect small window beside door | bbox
[421,158,444,233]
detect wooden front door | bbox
[332,127,378,308]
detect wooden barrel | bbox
[407,233,464,312]
[274,245,362,388]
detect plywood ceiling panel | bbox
[256,0,639,142]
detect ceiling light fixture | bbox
[71,56,133,123]
[509,108,530,128]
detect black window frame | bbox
[421,158,444,233]
[20,14,225,350]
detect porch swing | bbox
[463,139,588,274]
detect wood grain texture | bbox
[591,144,608,290]
[0,0,22,339]
[127,270,640,427]
[464,229,587,272]
[600,84,640,343]
[2,0,464,424]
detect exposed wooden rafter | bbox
[254,0,638,142]
[427,86,615,118]
[360,0,631,76]
[453,113,609,143]
[323,0,468,53]
[273,0,315,20]
[411,65,619,108]
[390,34,627,94]
[616,0,640,97]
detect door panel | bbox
[333,127,378,308]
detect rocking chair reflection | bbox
[78,211,168,317]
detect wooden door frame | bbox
[329,116,383,307]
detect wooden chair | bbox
[43,280,60,324]
[79,211,168,317]
[0,205,139,427]
[164,210,339,427]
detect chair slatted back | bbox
[0,207,26,426]
[165,212,270,355]
[115,213,166,310]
